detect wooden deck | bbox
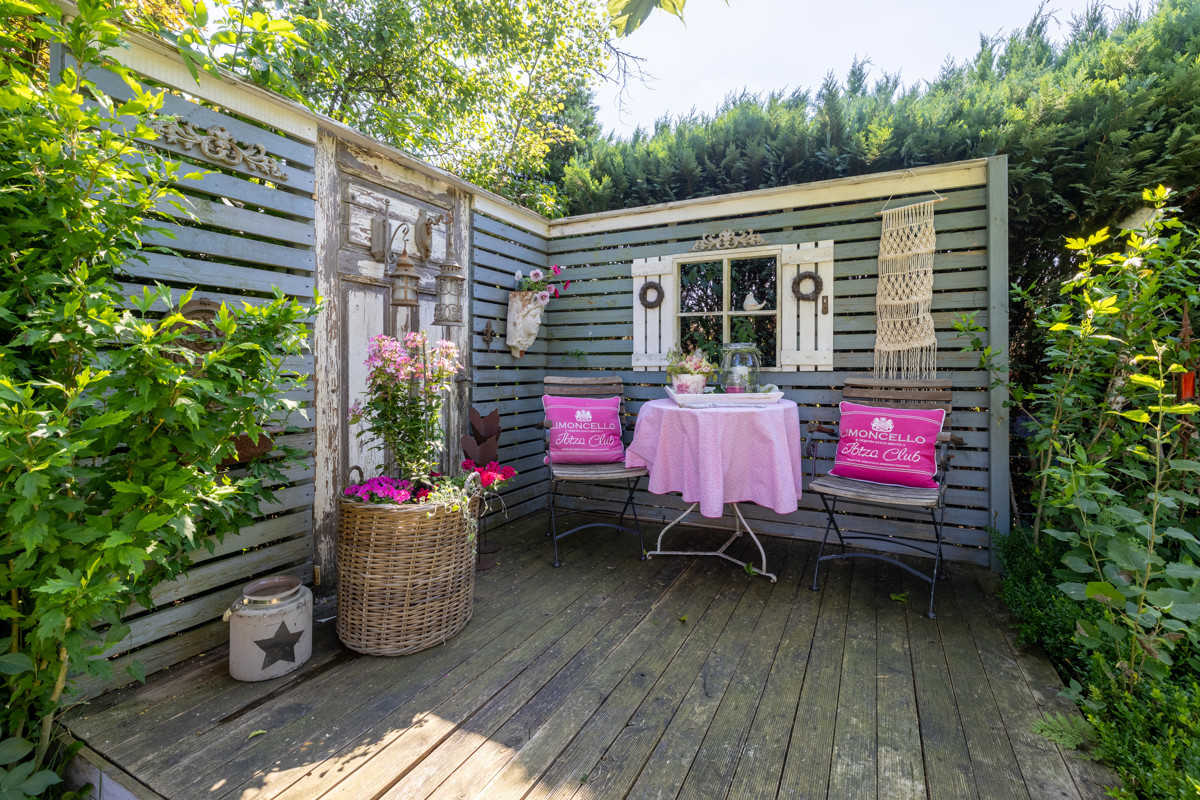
[64,512,1115,800]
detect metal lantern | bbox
[387,240,420,308]
[433,255,465,326]
[426,210,464,326]
[370,199,421,308]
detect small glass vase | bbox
[720,343,761,393]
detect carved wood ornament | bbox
[151,118,289,181]
[689,228,766,252]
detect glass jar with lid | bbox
[719,343,761,393]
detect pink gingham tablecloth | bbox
[625,397,804,518]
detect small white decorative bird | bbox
[743,292,766,311]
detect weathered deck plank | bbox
[875,564,927,800]
[62,512,1118,800]
[828,557,878,798]
[776,556,852,799]
[903,566,979,799]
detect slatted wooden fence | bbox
[469,158,1009,567]
[61,45,319,697]
[469,211,557,528]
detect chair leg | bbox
[549,480,563,567]
[625,477,646,560]
[810,494,840,592]
[925,505,947,619]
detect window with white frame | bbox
[678,248,780,367]
[631,239,834,373]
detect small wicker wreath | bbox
[791,271,823,302]
[639,280,665,309]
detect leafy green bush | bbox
[1011,189,1200,686]
[995,530,1100,682]
[1085,662,1200,799]
[0,0,318,782]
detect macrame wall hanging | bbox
[874,199,938,380]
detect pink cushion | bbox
[543,395,626,464]
[828,401,946,489]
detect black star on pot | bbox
[253,621,303,670]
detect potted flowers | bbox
[666,347,716,394]
[507,264,569,358]
[338,331,516,656]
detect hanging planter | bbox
[506,290,546,358]
[506,265,571,358]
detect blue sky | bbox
[594,0,1135,136]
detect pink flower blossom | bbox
[550,264,562,275]
[536,290,550,305]
[529,268,544,282]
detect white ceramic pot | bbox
[225,575,312,681]
[671,373,707,394]
[506,291,545,358]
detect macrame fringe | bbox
[874,200,938,381]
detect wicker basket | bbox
[336,494,480,656]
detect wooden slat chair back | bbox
[806,377,960,618]
[542,376,648,567]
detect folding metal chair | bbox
[543,375,648,567]
[805,378,961,618]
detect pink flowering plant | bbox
[345,331,517,505]
[665,346,716,378]
[514,264,570,305]
[348,331,460,480]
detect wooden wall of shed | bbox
[469,158,1009,567]
[66,52,319,698]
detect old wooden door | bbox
[313,133,472,597]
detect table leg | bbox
[645,502,777,582]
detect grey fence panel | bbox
[470,212,556,531]
[72,69,319,698]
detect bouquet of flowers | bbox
[665,347,716,378]
[665,347,716,395]
[514,264,570,306]
[345,331,516,505]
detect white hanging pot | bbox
[224,575,312,681]
[506,291,545,358]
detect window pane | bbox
[730,257,777,312]
[679,260,723,313]
[679,316,722,364]
[730,314,778,368]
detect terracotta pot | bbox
[506,291,545,358]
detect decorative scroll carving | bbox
[151,118,289,181]
[689,228,766,252]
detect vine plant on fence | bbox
[0,0,319,788]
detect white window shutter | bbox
[630,256,677,371]
[780,240,835,371]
